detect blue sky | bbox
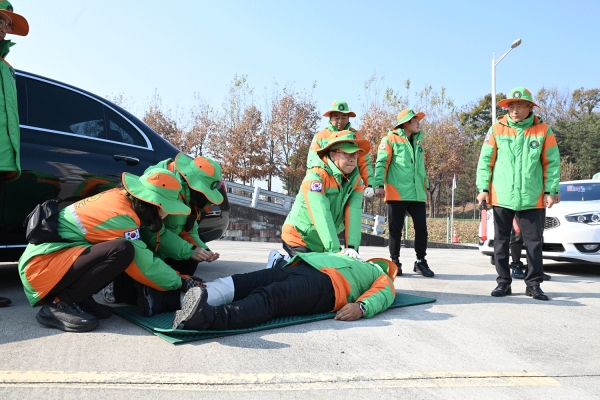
[9,0,600,122]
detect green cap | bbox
[122,168,191,216]
[331,142,362,154]
[0,1,29,36]
[173,153,224,205]
[593,172,600,180]
[367,258,397,281]
[497,87,538,108]
[394,109,425,128]
[316,130,370,155]
[323,100,357,117]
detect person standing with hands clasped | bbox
[374,110,434,278]
[0,1,28,308]
[476,87,560,301]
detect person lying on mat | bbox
[18,169,202,333]
[171,252,398,331]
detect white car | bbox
[479,179,600,264]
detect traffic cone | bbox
[452,229,459,243]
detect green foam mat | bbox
[113,292,436,344]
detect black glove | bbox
[181,277,201,292]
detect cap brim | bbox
[367,258,397,282]
[323,110,357,118]
[395,112,425,128]
[122,172,190,215]
[0,10,29,36]
[174,153,224,205]
[317,139,371,155]
[497,99,538,108]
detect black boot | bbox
[172,287,215,330]
[491,283,512,297]
[392,259,402,276]
[36,300,99,332]
[79,297,113,319]
[526,285,549,301]
[510,262,526,279]
[0,296,11,307]
[413,260,434,277]
[135,282,181,317]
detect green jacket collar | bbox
[0,40,14,59]
[507,112,535,129]
[327,121,351,132]
[390,128,424,142]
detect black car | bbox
[0,70,229,262]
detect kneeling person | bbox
[173,252,398,330]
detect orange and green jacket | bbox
[140,158,210,261]
[287,252,395,318]
[0,40,21,180]
[307,123,374,187]
[476,114,560,211]
[18,189,182,306]
[282,156,364,253]
[373,128,429,202]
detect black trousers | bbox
[48,240,135,304]
[510,209,546,265]
[493,206,544,286]
[206,264,335,330]
[113,257,198,304]
[387,201,428,261]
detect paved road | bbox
[1,241,599,399]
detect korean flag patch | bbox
[379,143,386,150]
[310,182,323,192]
[124,229,141,241]
[484,134,491,142]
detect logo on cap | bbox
[338,104,345,111]
[513,91,522,99]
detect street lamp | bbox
[491,38,522,124]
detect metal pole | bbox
[451,174,455,241]
[491,53,496,125]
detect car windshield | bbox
[560,182,600,201]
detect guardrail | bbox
[224,181,386,236]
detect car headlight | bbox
[565,212,600,225]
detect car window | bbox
[25,78,106,139]
[16,75,27,124]
[560,183,600,201]
[104,107,147,147]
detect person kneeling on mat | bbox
[172,252,398,331]
[18,169,200,332]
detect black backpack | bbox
[23,198,66,245]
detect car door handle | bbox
[113,154,140,166]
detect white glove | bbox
[341,247,361,260]
[363,187,374,198]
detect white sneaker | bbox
[102,281,116,304]
[266,250,284,269]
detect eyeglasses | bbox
[0,19,12,31]
[507,102,531,110]
[335,151,359,159]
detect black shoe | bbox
[36,301,99,332]
[526,285,549,301]
[491,283,512,297]
[543,273,552,281]
[135,282,160,317]
[510,262,526,279]
[78,297,113,319]
[172,287,214,330]
[392,259,402,276]
[0,296,12,307]
[413,260,434,277]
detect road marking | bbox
[0,370,562,391]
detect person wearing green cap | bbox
[172,252,397,331]
[373,110,434,278]
[0,1,29,308]
[306,101,375,198]
[476,87,561,301]
[279,130,370,260]
[17,169,204,332]
[107,154,227,316]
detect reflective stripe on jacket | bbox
[476,114,560,210]
[373,128,429,202]
[287,252,395,318]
